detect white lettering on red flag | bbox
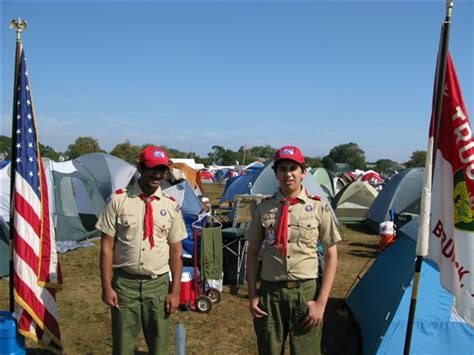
[13,45,63,352]
[428,52,473,327]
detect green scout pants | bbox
[254,279,322,355]
[200,227,223,280]
[111,270,170,355]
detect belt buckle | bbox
[150,274,158,279]
[286,281,299,289]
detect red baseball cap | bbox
[274,145,305,165]
[139,146,170,168]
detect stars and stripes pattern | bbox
[12,45,63,352]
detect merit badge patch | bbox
[265,226,276,245]
[305,205,314,212]
[160,209,167,216]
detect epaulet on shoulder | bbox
[262,194,276,203]
[115,188,126,195]
[162,192,176,202]
[308,195,321,201]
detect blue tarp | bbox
[182,213,199,258]
[220,174,258,203]
[346,220,474,354]
[214,168,233,182]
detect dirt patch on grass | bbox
[0,224,378,354]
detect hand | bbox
[248,295,268,319]
[301,300,325,330]
[102,287,119,308]
[165,291,180,314]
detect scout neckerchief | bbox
[139,193,157,249]
[276,197,301,256]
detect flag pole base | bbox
[0,311,25,355]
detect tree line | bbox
[0,135,427,174]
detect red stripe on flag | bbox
[14,273,60,337]
[13,231,39,272]
[14,192,41,236]
[38,163,52,283]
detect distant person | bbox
[97,146,186,355]
[246,145,341,355]
[200,196,212,214]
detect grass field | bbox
[0,183,379,354]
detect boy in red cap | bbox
[97,146,186,355]
[246,145,341,355]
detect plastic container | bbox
[0,311,25,355]
[179,267,196,309]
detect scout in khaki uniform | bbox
[246,145,341,355]
[97,146,187,355]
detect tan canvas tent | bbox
[332,181,378,223]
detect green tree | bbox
[347,155,366,170]
[305,156,323,168]
[375,159,401,175]
[405,150,427,168]
[0,135,12,159]
[207,145,239,165]
[110,140,141,164]
[322,156,336,171]
[327,142,366,166]
[65,136,104,159]
[0,135,61,161]
[41,144,61,161]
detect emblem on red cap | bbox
[274,145,305,165]
[153,150,166,158]
[139,146,169,168]
[281,148,295,156]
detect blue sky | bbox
[1,0,473,163]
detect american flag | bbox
[12,45,62,351]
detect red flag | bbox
[418,52,473,326]
[12,45,63,351]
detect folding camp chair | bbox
[221,194,267,289]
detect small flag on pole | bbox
[12,45,63,351]
[417,52,473,327]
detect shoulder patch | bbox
[308,195,321,201]
[115,188,126,195]
[163,192,176,202]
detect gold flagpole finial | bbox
[9,18,28,41]
[446,0,454,19]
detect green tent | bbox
[332,181,378,223]
[311,167,335,198]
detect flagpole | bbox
[403,1,453,354]
[8,18,28,313]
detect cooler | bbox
[179,267,196,309]
[0,311,25,355]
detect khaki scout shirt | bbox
[245,189,341,281]
[96,182,186,276]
